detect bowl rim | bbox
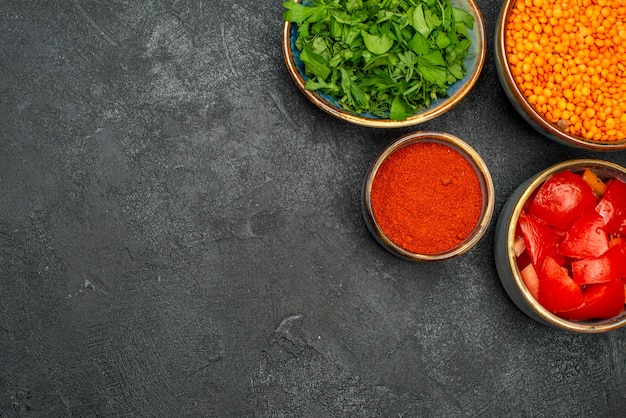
[495,0,626,151]
[282,0,487,128]
[362,131,495,261]
[503,159,626,332]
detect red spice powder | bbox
[370,141,483,255]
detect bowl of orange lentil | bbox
[493,159,626,332]
[495,0,626,150]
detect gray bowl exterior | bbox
[493,176,554,327]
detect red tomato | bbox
[571,242,626,285]
[558,279,625,321]
[520,263,539,301]
[538,255,584,313]
[558,210,609,259]
[518,211,560,270]
[619,219,626,236]
[529,171,597,231]
[595,178,626,234]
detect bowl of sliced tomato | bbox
[494,159,626,333]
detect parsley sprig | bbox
[283,0,475,120]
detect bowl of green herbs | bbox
[281,0,486,128]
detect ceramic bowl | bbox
[282,0,487,128]
[494,159,626,333]
[362,131,495,261]
[495,0,626,150]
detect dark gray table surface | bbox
[1,1,625,417]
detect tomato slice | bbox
[558,279,625,321]
[529,171,597,231]
[518,211,560,270]
[520,263,539,301]
[538,255,584,313]
[558,210,609,259]
[571,241,626,285]
[595,178,626,234]
[619,219,626,236]
[514,235,526,257]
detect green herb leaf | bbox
[282,2,324,24]
[305,78,341,95]
[417,51,447,86]
[329,16,342,38]
[346,0,362,13]
[452,7,474,30]
[390,94,412,121]
[408,31,430,55]
[300,46,331,80]
[434,31,451,49]
[410,5,431,37]
[339,68,368,111]
[424,7,441,30]
[447,62,465,80]
[361,30,394,54]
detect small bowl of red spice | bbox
[494,159,626,333]
[362,131,495,261]
[495,0,626,150]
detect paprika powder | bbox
[370,141,483,255]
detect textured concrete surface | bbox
[1,1,625,417]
